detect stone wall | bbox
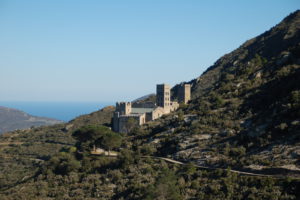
[118,114,145,133]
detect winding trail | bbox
[92,152,300,179]
[142,156,299,179]
[91,151,300,180]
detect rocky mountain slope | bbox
[0,10,299,200]
[148,9,300,173]
[0,106,63,134]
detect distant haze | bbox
[0,0,298,102]
[0,101,113,122]
[0,105,63,134]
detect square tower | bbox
[156,84,171,108]
[116,102,132,115]
[178,84,191,104]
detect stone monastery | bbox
[113,83,191,133]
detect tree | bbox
[45,152,81,175]
[214,95,225,108]
[118,149,135,168]
[72,125,123,154]
[72,125,111,143]
[99,132,122,152]
[253,54,267,67]
[177,110,184,122]
[124,118,137,133]
[291,90,300,108]
[145,168,182,200]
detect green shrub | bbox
[45,152,81,175]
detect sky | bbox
[0,0,299,102]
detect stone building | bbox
[178,84,191,104]
[156,84,171,107]
[113,83,191,133]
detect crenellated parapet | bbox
[116,102,132,115]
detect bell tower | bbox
[156,84,171,108]
[178,84,191,104]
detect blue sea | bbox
[0,101,114,122]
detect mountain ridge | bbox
[153,9,300,170]
[172,10,300,99]
[0,106,63,134]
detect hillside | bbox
[168,9,300,157]
[164,9,300,171]
[0,10,300,200]
[0,105,114,193]
[67,106,115,131]
[0,106,63,134]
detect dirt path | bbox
[91,152,300,179]
[142,156,300,179]
[0,142,24,145]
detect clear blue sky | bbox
[0,0,298,102]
